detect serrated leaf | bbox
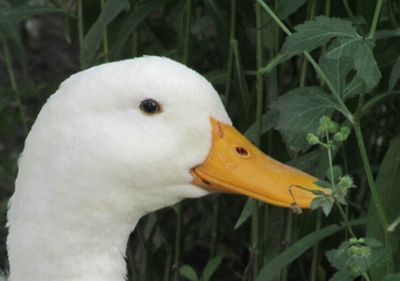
[111,0,163,59]
[272,87,336,152]
[234,198,255,229]
[310,197,323,209]
[180,265,199,281]
[389,55,400,91]
[255,220,366,281]
[275,0,306,20]
[353,40,381,91]
[80,0,129,68]
[201,255,223,281]
[282,16,359,56]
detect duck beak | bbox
[191,118,327,209]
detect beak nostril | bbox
[235,146,249,157]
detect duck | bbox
[6,56,323,281]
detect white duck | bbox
[7,56,323,281]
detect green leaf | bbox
[321,199,333,216]
[368,136,400,279]
[272,87,336,152]
[234,198,255,229]
[383,273,400,281]
[111,0,164,59]
[319,54,353,99]
[353,40,381,91]
[255,220,366,281]
[326,38,361,60]
[245,109,279,142]
[80,0,129,68]
[389,55,400,91]
[343,75,364,100]
[282,16,359,56]
[275,0,306,20]
[180,265,199,281]
[201,255,223,281]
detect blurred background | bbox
[0,0,400,281]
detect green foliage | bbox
[326,238,386,281]
[1,0,400,280]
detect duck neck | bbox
[7,174,142,281]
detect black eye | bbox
[140,99,162,114]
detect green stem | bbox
[310,210,321,281]
[300,0,317,86]
[182,0,192,64]
[368,0,384,39]
[3,39,28,134]
[361,271,371,281]
[251,201,260,279]
[210,194,219,258]
[326,131,355,237]
[100,0,109,62]
[78,0,84,51]
[224,0,236,105]
[282,211,293,281]
[173,204,182,281]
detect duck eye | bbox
[140,99,161,114]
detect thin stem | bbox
[282,211,293,281]
[250,2,264,278]
[224,0,236,105]
[172,204,182,281]
[78,0,84,53]
[368,0,384,39]
[3,39,28,134]
[100,0,109,62]
[300,0,317,86]
[326,131,355,237]
[361,271,372,281]
[310,210,321,281]
[209,194,219,258]
[182,0,192,64]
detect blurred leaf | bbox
[111,0,163,59]
[201,255,223,281]
[234,198,255,229]
[368,136,400,280]
[343,75,364,100]
[282,16,359,56]
[245,109,279,142]
[80,0,129,68]
[275,0,306,20]
[389,55,400,91]
[272,87,336,152]
[255,220,366,281]
[180,265,199,281]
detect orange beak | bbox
[191,118,326,209]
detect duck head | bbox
[8,56,324,281]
